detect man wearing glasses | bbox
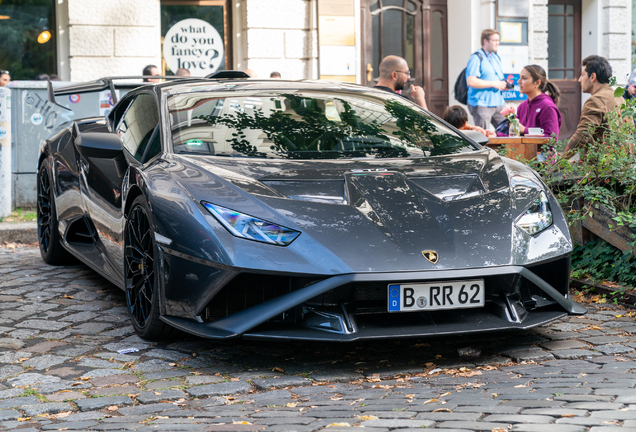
[374,56,427,110]
[466,29,507,129]
[0,70,10,87]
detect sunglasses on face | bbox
[0,70,9,75]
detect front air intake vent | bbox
[203,274,322,322]
[66,217,95,244]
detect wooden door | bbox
[423,0,448,116]
[547,0,581,141]
[361,0,448,116]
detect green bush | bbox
[498,79,636,288]
[571,240,636,287]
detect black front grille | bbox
[203,273,322,322]
[203,258,571,323]
[353,282,387,302]
[519,278,547,306]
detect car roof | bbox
[156,78,379,96]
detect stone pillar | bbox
[240,0,318,79]
[63,0,162,82]
[0,87,11,218]
[530,0,549,71]
[601,0,631,85]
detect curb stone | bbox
[0,221,37,244]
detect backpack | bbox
[454,51,483,105]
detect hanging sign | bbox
[163,18,224,76]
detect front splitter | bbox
[163,308,567,342]
[241,309,567,341]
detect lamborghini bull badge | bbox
[422,250,439,264]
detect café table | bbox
[486,137,550,161]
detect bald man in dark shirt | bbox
[374,55,427,110]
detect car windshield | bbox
[168,90,476,159]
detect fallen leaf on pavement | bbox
[272,367,284,373]
[286,403,298,408]
[423,398,439,404]
[107,406,118,411]
[561,414,574,417]
[326,423,350,427]
[433,408,452,413]
[372,384,394,390]
[233,421,252,425]
[357,415,378,420]
[456,370,482,378]
[17,417,31,421]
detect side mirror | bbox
[462,129,489,146]
[75,132,123,159]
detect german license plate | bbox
[388,279,485,312]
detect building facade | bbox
[0,0,632,137]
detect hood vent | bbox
[262,180,347,205]
[409,175,484,201]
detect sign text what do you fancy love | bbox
[163,18,225,75]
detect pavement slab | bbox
[75,395,134,411]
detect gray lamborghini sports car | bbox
[37,75,586,341]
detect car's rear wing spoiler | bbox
[46,70,251,111]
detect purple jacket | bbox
[517,93,562,139]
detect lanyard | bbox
[480,49,503,80]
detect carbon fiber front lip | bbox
[160,265,586,340]
[241,309,569,342]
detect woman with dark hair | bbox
[516,65,562,139]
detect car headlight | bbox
[515,191,553,235]
[202,202,300,246]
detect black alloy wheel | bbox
[37,159,73,264]
[37,163,52,252]
[124,196,173,339]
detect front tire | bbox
[124,195,175,340]
[37,159,74,265]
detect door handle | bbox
[366,63,373,82]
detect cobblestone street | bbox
[1,245,636,431]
